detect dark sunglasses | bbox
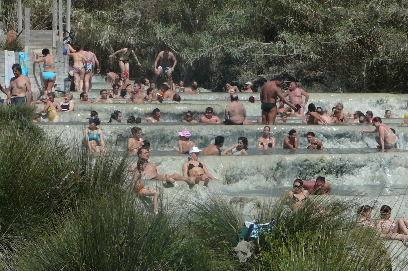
[293,185,302,188]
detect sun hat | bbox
[178,131,192,138]
[189,147,201,154]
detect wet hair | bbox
[161,84,170,91]
[372,116,382,123]
[391,128,396,134]
[120,89,127,98]
[173,93,181,102]
[191,84,198,91]
[238,137,248,150]
[306,132,315,137]
[12,63,22,73]
[230,94,239,101]
[89,117,100,126]
[385,110,391,115]
[112,83,120,88]
[336,103,344,110]
[289,129,296,136]
[153,108,160,115]
[185,110,193,116]
[134,82,142,88]
[366,111,373,117]
[205,107,214,113]
[146,88,154,96]
[214,136,224,146]
[100,89,107,95]
[357,205,373,215]
[135,117,142,123]
[293,179,303,187]
[137,147,149,158]
[131,127,142,134]
[264,126,270,131]
[157,95,163,103]
[42,48,50,55]
[90,110,98,117]
[127,116,136,123]
[273,74,284,81]
[359,116,366,123]
[308,103,316,112]
[109,110,122,123]
[249,96,255,103]
[80,92,88,99]
[316,176,325,183]
[380,205,392,214]
[143,139,150,148]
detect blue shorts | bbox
[42,71,56,80]
[10,96,27,105]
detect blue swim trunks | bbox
[42,71,56,80]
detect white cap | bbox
[189,147,201,154]
[245,81,253,86]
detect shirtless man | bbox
[199,107,223,123]
[318,108,333,124]
[283,82,309,116]
[306,132,324,150]
[126,83,150,104]
[163,84,176,101]
[242,81,254,92]
[224,94,246,125]
[260,75,296,125]
[127,127,144,156]
[303,176,332,195]
[4,64,32,105]
[187,84,199,94]
[153,49,177,84]
[144,108,162,123]
[94,89,113,103]
[182,111,197,123]
[201,136,224,155]
[283,129,298,150]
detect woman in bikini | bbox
[83,46,99,92]
[60,93,74,112]
[357,205,376,228]
[258,126,276,149]
[182,147,215,185]
[361,116,398,151]
[39,95,60,122]
[33,49,56,95]
[66,44,86,92]
[84,117,106,153]
[222,137,249,155]
[109,47,141,76]
[376,205,408,241]
[280,179,309,210]
[329,103,348,123]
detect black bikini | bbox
[188,162,203,170]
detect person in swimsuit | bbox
[361,116,398,151]
[260,75,296,125]
[201,136,225,156]
[83,46,100,92]
[78,92,92,103]
[258,126,276,149]
[66,44,87,92]
[306,132,324,150]
[153,49,177,85]
[108,110,123,123]
[329,103,348,124]
[283,129,298,150]
[127,127,144,156]
[39,95,60,122]
[222,137,248,155]
[279,179,309,210]
[109,47,141,76]
[384,110,394,119]
[85,117,106,153]
[182,147,215,185]
[376,205,408,240]
[305,103,327,125]
[33,48,56,95]
[357,205,376,228]
[6,64,32,105]
[176,131,196,154]
[60,93,74,112]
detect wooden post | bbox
[18,0,22,33]
[59,0,63,37]
[52,0,57,48]
[24,8,30,49]
[66,0,71,35]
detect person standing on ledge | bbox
[109,47,141,76]
[33,49,56,96]
[4,64,32,105]
[260,75,296,125]
[283,81,309,116]
[153,48,177,85]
